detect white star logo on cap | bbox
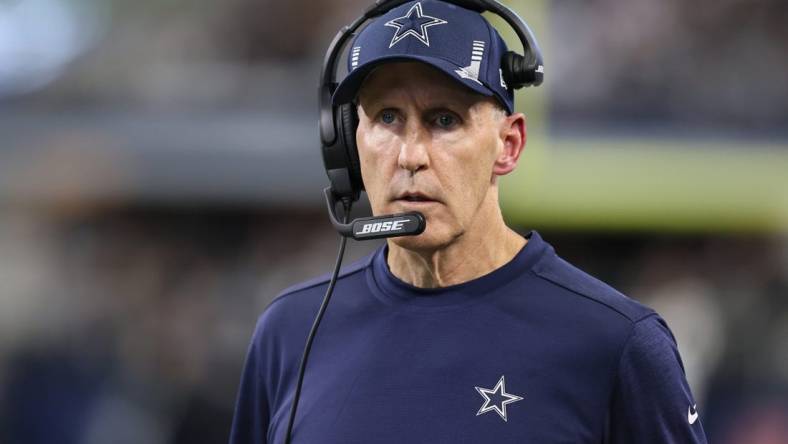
[384,2,448,48]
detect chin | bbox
[389,224,457,253]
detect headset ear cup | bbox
[502,51,536,89]
[339,104,363,192]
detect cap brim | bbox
[332,55,495,106]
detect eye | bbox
[433,112,459,129]
[380,110,397,124]
[438,115,454,127]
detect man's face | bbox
[355,61,515,252]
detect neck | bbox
[385,193,526,288]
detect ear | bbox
[492,112,526,176]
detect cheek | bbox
[356,126,396,202]
[440,140,495,194]
[432,138,497,220]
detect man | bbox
[230,1,708,442]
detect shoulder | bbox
[530,246,655,325]
[256,250,375,329]
[273,250,373,303]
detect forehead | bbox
[356,61,488,109]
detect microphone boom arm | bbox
[324,187,426,241]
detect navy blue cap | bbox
[332,0,515,114]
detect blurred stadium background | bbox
[1,0,787,442]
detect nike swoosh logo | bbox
[687,404,699,424]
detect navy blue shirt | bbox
[230,232,707,443]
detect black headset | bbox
[319,0,544,205]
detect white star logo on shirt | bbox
[384,2,447,48]
[475,375,524,422]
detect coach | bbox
[230,1,708,442]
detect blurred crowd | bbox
[550,0,788,134]
[0,207,380,443]
[1,0,787,443]
[3,0,786,132]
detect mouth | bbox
[393,191,440,205]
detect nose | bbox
[397,128,430,174]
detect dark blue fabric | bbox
[230,232,708,443]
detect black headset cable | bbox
[284,198,352,444]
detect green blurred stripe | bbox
[500,139,788,233]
